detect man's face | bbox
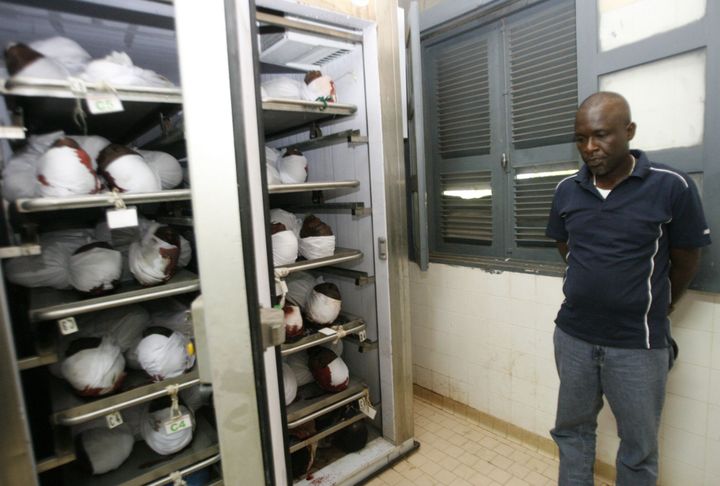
[574,102,635,178]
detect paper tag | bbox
[57,317,78,335]
[86,92,124,114]
[358,396,377,420]
[318,327,337,336]
[106,206,138,229]
[164,414,192,435]
[358,329,367,342]
[106,411,124,429]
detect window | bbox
[422,0,578,263]
[577,0,719,291]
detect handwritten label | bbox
[106,411,124,429]
[358,396,377,420]
[358,329,367,342]
[106,206,138,229]
[86,92,124,115]
[58,317,78,335]
[164,414,192,435]
[318,327,337,336]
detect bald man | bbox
[546,92,711,485]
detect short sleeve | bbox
[668,175,711,248]
[546,187,568,242]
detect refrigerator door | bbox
[175,0,286,484]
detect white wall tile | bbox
[536,384,558,415]
[666,362,711,402]
[484,271,510,298]
[534,303,560,333]
[509,272,536,301]
[432,370,450,397]
[535,275,564,304]
[534,329,555,359]
[511,326,537,355]
[511,375,536,407]
[660,425,706,468]
[511,351,536,382]
[535,409,555,438]
[704,437,720,479]
[536,356,559,388]
[488,369,511,399]
[707,404,720,442]
[713,323,720,370]
[673,291,715,332]
[414,364,432,389]
[674,328,713,367]
[663,394,708,436]
[596,431,620,465]
[660,457,705,486]
[489,392,512,423]
[511,401,536,431]
[709,370,720,406]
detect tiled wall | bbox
[408,262,720,485]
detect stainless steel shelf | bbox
[268,180,359,194]
[16,189,191,213]
[282,202,369,216]
[289,412,365,453]
[29,269,200,323]
[62,415,218,486]
[0,77,182,104]
[17,351,58,371]
[281,313,365,357]
[262,98,357,137]
[0,244,42,259]
[281,129,367,152]
[0,125,26,139]
[143,453,221,486]
[314,266,375,286]
[275,248,362,275]
[286,377,367,429]
[35,427,75,473]
[50,369,200,426]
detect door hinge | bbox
[260,307,285,350]
[378,237,388,260]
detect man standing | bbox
[545,92,711,485]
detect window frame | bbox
[576,0,720,292]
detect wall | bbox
[409,262,720,485]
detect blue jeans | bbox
[551,327,671,486]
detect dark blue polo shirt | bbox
[546,150,711,349]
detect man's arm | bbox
[556,241,568,263]
[669,247,701,313]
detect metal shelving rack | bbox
[281,312,366,357]
[15,189,192,213]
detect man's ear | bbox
[626,121,637,141]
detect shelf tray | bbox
[16,189,191,213]
[268,180,359,194]
[275,248,362,275]
[35,427,75,473]
[281,313,365,357]
[262,98,356,137]
[0,125,26,139]
[51,369,200,426]
[62,415,218,486]
[0,77,182,103]
[0,244,42,259]
[289,412,365,453]
[29,269,200,323]
[286,377,367,429]
[1,78,182,143]
[281,129,367,152]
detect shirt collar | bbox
[576,149,650,187]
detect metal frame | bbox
[16,189,191,213]
[174,1,269,484]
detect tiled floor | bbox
[367,394,611,486]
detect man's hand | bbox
[669,247,702,312]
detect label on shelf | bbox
[106,411,124,429]
[164,414,193,435]
[57,317,78,335]
[358,396,377,420]
[358,329,367,342]
[86,92,124,115]
[106,206,139,229]
[318,327,337,336]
